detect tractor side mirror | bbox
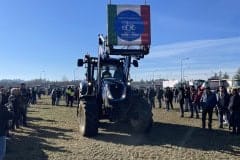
[132,60,138,67]
[77,59,84,67]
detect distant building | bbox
[163,80,179,88]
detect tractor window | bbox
[101,66,123,81]
[113,67,124,80]
[102,69,112,78]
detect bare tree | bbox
[209,71,230,79]
[62,75,68,82]
[222,72,230,79]
[209,73,219,79]
[234,68,240,80]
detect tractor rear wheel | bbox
[128,95,153,133]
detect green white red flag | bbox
[108,5,151,46]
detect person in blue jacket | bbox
[201,87,217,130]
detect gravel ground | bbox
[5,96,240,160]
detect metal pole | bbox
[43,70,46,88]
[73,70,76,82]
[183,69,185,82]
[43,71,46,80]
[180,58,189,86]
[153,71,154,81]
[219,66,221,87]
[181,59,183,86]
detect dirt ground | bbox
[5,96,240,160]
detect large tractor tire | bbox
[78,96,99,137]
[128,95,153,133]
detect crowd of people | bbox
[50,86,79,107]
[0,83,82,160]
[0,84,76,159]
[1,82,240,159]
[139,85,240,135]
[0,83,32,160]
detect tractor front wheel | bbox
[78,97,99,137]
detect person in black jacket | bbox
[173,87,179,103]
[148,87,156,108]
[217,86,230,128]
[56,88,62,106]
[8,88,21,130]
[0,89,8,106]
[31,87,37,105]
[0,104,14,160]
[51,89,57,106]
[169,88,174,109]
[156,87,163,108]
[184,86,190,112]
[228,88,240,134]
[19,83,29,127]
[164,87,173,111]
[178,87,185,117]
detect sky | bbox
[0,0,240,81]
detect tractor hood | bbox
[102,78,127,100]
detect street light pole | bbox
[73,70,76,82]
[181,58,189,86]
[40,70,46,88]
[73,68,79,82]
[43,70,46,80]
[181,60,183,86]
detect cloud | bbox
[148,36,240,59]
[131,37,240,80]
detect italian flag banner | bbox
[108,4,151,46]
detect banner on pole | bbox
[108,4,151,46]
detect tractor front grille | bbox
[109,83,124,99]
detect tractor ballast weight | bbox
[77,3,152,137]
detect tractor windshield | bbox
[101,65,124,81]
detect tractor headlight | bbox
[88,82,92,86]
[121,92,126,99]
[127,82,131,86]
[121,87,127,99]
